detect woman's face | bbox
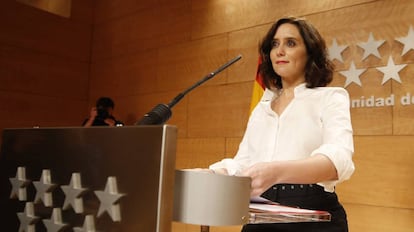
[270,23,308,84]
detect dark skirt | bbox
[242,184,348,232]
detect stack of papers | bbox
[248,198,331,224]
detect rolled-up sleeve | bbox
[311,88,355,188]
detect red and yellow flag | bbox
[249,57,265,114]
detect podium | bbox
[0,125,177,232]
[0,125,331,232]
[173,169,251,232]
[173,170,331,232]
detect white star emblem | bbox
[17,202,39,232]
[33,169,56,207]
[328,38,348,63]
[61,173,88,213]
[376,56,407,85]
[73,215,99,232]
[357,32,385,60]
[9,166,31,201]
[396,25,414,56]
[42,208,68,232]
[339,61,367,87]
[94,177,126,222]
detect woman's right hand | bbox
[89,107,98,118]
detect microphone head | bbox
[136,104,172,125]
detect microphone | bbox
[136,54,242,125]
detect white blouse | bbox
[210,83,355,192]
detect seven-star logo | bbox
[329,25,414,108]
[8,167,125,231]
[331,25,412,88]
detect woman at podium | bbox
[209,17,354,232]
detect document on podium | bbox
[248,197,331,224]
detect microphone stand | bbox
[136,55,242,125]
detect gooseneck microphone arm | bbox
[167,54,242,108]
[136,54,242,125]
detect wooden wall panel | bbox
[0,45,89,99]
[0,92,87,127]
[225,137,243,158]
[90,49,158,97]
[157,2,192,47]
[0,0,93,136]
[347,75,393,135]
[70,0,94,23]
[92,8,161,60]
[187,82,252,138]
[176,138,226,169]
[210,226,243,232]
[336,136,414,209]
[1,0,92,61]
[156,34,229,93]
[94,1,154,24]
[394,64,414,134]
[92,1,191,61]
[344,203,414,232]
[228,25,270,84]
[191,0,376,39]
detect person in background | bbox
[209,17,355,232]
[82,97,124,127]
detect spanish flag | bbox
[249,57,265,114]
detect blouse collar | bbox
[261,82,308,102]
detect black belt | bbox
[261,184,326,201]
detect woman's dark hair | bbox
[259,17,334,89]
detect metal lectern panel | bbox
[0,125,177,232]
